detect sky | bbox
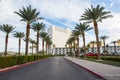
[0,0,120,52]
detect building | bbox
[48,26,71,54]
[0,51,17,56]
[89,46,120,55]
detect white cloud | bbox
[31,0,90,22]
[110,2,114,7]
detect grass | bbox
[79,56,120,67]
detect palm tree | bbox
[47,40,52,54]
[66,37,75,56]
[106,44,109,53]
[86,44,90,52]
[100,35,109,54]
[44,35,51,54]
[80,5,113,59]
[13,32,25,55]
[0,24,15,56]
[71,30,79,52]
[31,22,45,55]
[40,32,48,52]
[29,39,36,54]
[15,5,42,55]
[111,41,117,54]
[75,23,93,57]
[89,41,95,53]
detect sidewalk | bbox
[64,57,120,80]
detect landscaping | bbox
[80,55,120,67]
[0,55,50,69]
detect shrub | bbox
[0,56,18,68]
[17,56,28,64]
[0,54,50,69]
[101,56,120,62]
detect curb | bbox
[0,58,49,73]
[64,58,107,80]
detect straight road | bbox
[0,57,104,80]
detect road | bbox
[0,57,105,80]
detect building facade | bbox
[48,26,71,54]
[89,46,120,55]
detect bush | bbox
[0,54,50,69]
[101,56,120,62]
[17,56,28,64]
[0,56,18,68]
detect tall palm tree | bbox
[86,44,90,52]
[15,5,42,55]
[71,30,79,52]
[66,37,75,56]
[0,24,15,56]
[75,23,93,57]
[40,32,48,52]
[44,35,51,54]
[29,39,36,54]
[80,5,113,59]
[89,41,95,53]
[111,41,117,53]
[31,22,45,55]
[47,40,52,54]
[100,35,109,54]
[13,32,25,55]
[106,44,109,53]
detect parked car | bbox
[85,52,98,56]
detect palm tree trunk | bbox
[103,40,106,55]
[25,22,30,55]
[114,43,116,53]
[77,37,79,57]
[32,44,33,54]
[74,38,76,52]
[82,33,86,58]
[37,32,39,55]
[94,21,100,59]
[42,39,44,52]
[93,43,94,53]
[49,45,51,54]
[70,44,72,56]
[48,45,50,54]
[18,38,21,55]
[46,43,47,54]
[69,44,70,53]
[5,34,8,56]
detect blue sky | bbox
[0,0,120,52]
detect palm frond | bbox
[0,24,15,34]
[80,4,113,23]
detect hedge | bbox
[0,55,50,69]
[84,56,120,62]
[101,56,120,62]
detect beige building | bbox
[48,26,71,48]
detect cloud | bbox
[31,0,90,22]
[110,2,114,7]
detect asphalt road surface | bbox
[0,57,105,80]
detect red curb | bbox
[64,58,107,80]
[0,58,49,73]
